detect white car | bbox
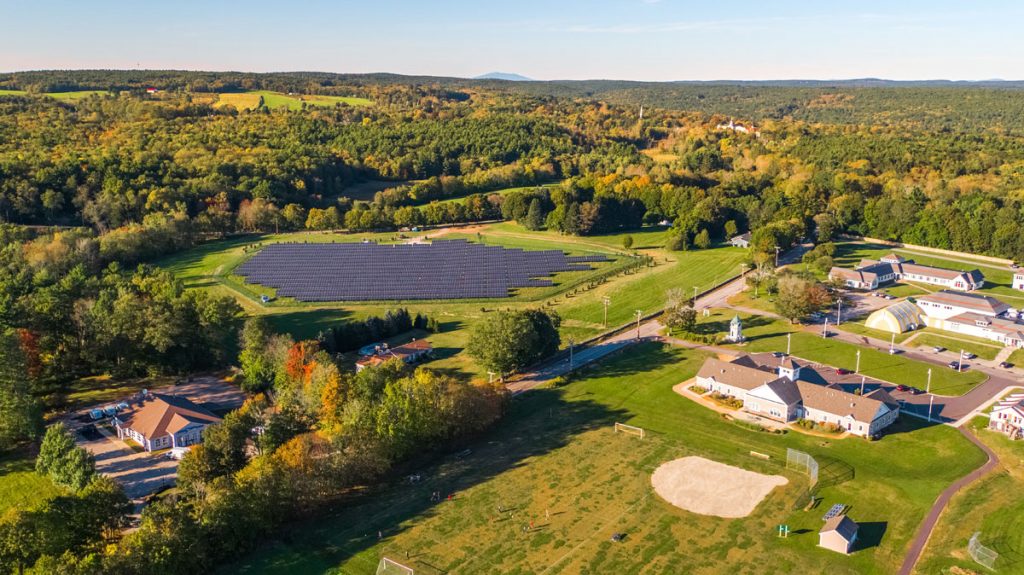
[167,447,191,460]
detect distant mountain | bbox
[474,72,532,82]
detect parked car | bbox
[772,352,785,358]
[948,361,963,370]
[1000,361,1014,369]
[884,294,896,300]
[962,352,977,360]
[896,385,910,392]
[836,368,851,375]
[88,408,104,420]
[889,348,901,355]
[932,346,946,353]
[101,405,117,417]
[909,387,923,395]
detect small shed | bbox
[819,515,859,554]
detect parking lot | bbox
[65,375,246,500]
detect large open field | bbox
[223,343,986,575]
[915,414,1024,574]
[0,89,109,100]
[158,223,748,376]
[216,91,372,110]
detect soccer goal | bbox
[785,448,819,486]
[968,532,998,570]
[376,557,415,575]
[614,422,645,439]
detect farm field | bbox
[693,309,986,395]
[0,89,108,100]
[158,223,747,376]
[215,90,372,110]
[915,416,1024,574]
[0,453,62,516]
[223,343,986,575]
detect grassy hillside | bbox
[215,90,372,110]
[224,343,985,575]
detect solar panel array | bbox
[236,239,610,301]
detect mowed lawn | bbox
[915,416,1024,574]
[0,452,62,515]
[158,224,747,377]
[223,343,985,575]
[699,309,986,395]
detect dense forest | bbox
[4,69,1024,573]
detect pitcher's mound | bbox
[651,456,788,518]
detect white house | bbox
[829,253,983,291]
[989,393,1024,439]
[113,394,222,452]
[729,232,751,248]
[355,339,433,372]
[695,355,900,438]
[1013,271,1024,291]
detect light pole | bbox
[959,349,964,373]
[774,246,781,267]
[822,318,829,339]
[928,394,935,422]
[926,368,932,394]
[855,350,861,374]
[786,333,792,356]
[836,299,842,326]
[692,286,699,306]
[635,310,643,340]
[890,333,896,354]
[602,296,611,328]
[860,376,865,396]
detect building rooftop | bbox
[821,515,859,541]
[116,394,222,440]
[917,290,1009,316]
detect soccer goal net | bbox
[785,448,819,486]
[968,532,998,570]
[614,422,645,438]
[376,557,415,575]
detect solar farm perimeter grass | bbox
[224,343,985,575]
[158,224,747,376]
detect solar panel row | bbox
[236,240,609,301]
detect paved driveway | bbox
[66,375,246,500]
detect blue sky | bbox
[2,0,1021,81]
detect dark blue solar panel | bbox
[236,240,610,301]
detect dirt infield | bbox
[651,456,788,518]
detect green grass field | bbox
[906,332,1002,361]
[915,416,1024,574]
[158,223,747,376]
[0,89,108,100]
[0,452,62,515]
[216,91,372,110]
[223,343,985,575]
[693,310,986,395]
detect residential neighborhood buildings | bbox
[113,393,223,452]
[695,354,900,438]
[829,253,984,291]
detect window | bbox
[748,401,760,412]
[770,408,782,418]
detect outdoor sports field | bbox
[223,343,985,575]
[158,221,748,376]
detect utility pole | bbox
[855,350,861,374]
[602,296,611,328]
[635,310,643,340]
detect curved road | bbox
[897,425,999,575]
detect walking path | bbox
[897,425,999,575]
